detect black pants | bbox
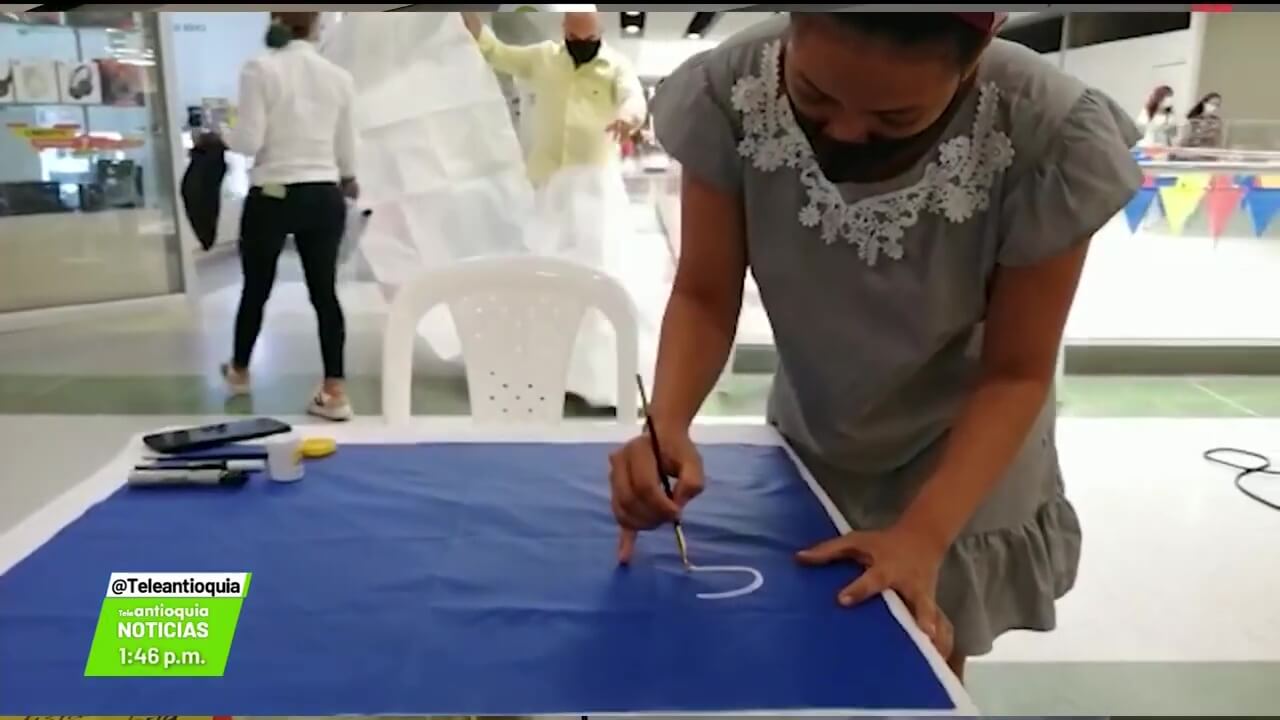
[233,183,347,379]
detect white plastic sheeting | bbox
[323,12,655,407]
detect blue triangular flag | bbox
[1245,188,1280,236]
[1123,187,1157,232]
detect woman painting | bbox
[606,12,1141,678]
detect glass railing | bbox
[1139,119,1280,156]
[651,150,1280,351]
[1067,154,1280,345]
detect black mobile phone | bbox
[142,418,292,454]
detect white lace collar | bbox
[730,41,1015,266]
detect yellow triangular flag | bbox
[1177,172,1212,191]
[1159,184,1205,235]
[1258,175,1280,190]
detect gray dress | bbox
[652,21,1142,657]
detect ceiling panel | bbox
[603,10,776,41]
[709,11,775,40]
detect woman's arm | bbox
[649,171,748,434]
[608,170,747,551]
[897,239,1090,553]
[227,63,266,159]
[335,75,358,191]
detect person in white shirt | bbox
[221,11,359,421]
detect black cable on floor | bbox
[1204,447,1280,511]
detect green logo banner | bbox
[84,573,251,677]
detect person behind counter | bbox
[605,11,1141,679]
[1138,84,1177,149]
[220,11,360,421]
[1180,92,1225,150]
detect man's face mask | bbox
[565,37,601,67]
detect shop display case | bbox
[0,11,185,315]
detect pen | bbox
[126,468,249,487]
[634,375,691,569]
[136,459,267,472]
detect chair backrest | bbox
[382,255,639,426]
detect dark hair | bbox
[1144,85,1174,119]
[271,12,319,41]
[1187,92,1222,120]
[813,12,988,67]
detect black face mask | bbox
[788,95,931,184]
[565,37,601,67]
[265,22,292,49]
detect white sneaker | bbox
[221,363,250,396]
[307,388,353,422]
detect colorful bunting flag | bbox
[1123,187,1158,232]
[1259,175,1280,190]
[1206,175,1245,238]
[1157,173,1210,235]
[1244,188,1280,236]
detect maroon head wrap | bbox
[951,12,1008,34]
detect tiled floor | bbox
[6,365,1280,419]
[970,661,1280,715]
[5,199,1280,715]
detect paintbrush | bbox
[635,374,691,569]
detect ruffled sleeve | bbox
[651,54,743,193]
[997,88,1142,267]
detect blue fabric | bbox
[0,443,954,714]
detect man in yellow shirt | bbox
[463,10,656,411]
[463,11,647,186]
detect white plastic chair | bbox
[382,256,640,427]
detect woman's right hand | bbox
[608,431,705,563]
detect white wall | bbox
[634,38,716,79]
[1061,29,1194,117]
[168,11,267,112]
[1196,12,1280,125]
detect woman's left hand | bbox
[796,524,954,657]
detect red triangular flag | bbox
[1206,177,1245,238]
